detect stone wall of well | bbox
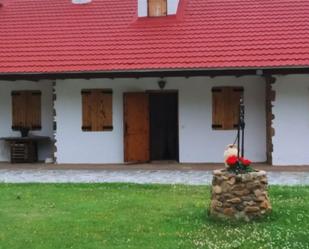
[210,170,272,221]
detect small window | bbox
[11,90,42,130]
[81,89,113,132]
[212,87,244,130]
[148,0,167,17]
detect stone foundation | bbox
[209,169,272,221]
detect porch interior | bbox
[0,162,308,172]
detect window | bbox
[11,90,41,130]
[212,87,244,130]
[148,0,167,17]
[81,89,113,132]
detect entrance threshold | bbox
[150,160,179,164]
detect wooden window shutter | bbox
[148,0,167,17]
[27,91,41,130]
[90,90,102,131]
[81,90,92,131]
[12,90,41,130]
[102,90,113,131]
[212,88,225,129]
[12,91,26,130]
[81,89,113,132]
[212,87,243,130]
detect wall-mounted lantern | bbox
[158,79,166,90]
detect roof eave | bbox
[0,66,309,81]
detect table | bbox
[0,136,51,163]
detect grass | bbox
[0,184,308,249]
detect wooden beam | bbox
[265,76,276,165]
[1,67,309,81]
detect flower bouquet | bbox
[226,155,255,174]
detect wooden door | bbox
[124,93,150,163]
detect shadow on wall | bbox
[0,141,10,162]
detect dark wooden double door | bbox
[124,92,179,163]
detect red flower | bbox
[240,157,251,166]
[226,155,238,166]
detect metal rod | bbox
[241,126,245,157]
[237,128,240,158]
[237,100,241,159]
[239,97,245,157]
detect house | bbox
[0,0,308,166]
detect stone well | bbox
[209,169,272,221]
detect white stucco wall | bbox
[138,0,148,17]
[272,75,309,165]
[167,0,180,15]
[55,76,266,164]
[4,74,309,166]
[0,80,54,162]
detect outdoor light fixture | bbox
[158,79,166,90]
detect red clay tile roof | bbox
[0,0,309,74]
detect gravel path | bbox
[0,169,309,185]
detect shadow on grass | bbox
[203,208,277,227]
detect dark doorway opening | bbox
[149,92,179,161]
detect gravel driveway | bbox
[0,169,308,185]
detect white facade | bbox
[138,0,148,17]
[272,74,309,165]
[167,0,180,15]
[1,74,309,165]
[0,80,54,162]
[54,76,266,164]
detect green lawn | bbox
[0,184,308,249]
